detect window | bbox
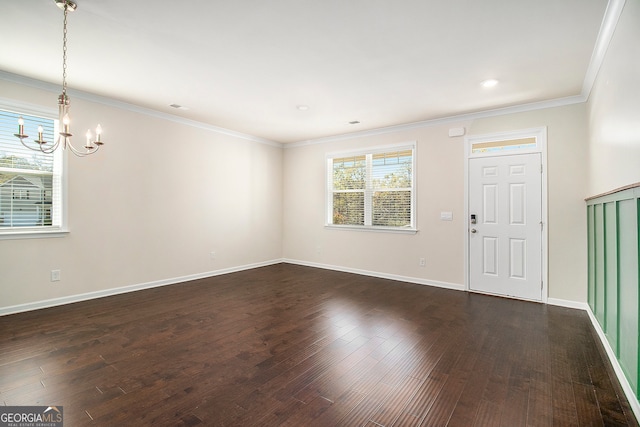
[470,136,537,154]
[0,107,64,236]
[326,144,416,232]
[12,189,29,200]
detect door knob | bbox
[470,228,477,233]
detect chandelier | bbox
[14,0,104,157]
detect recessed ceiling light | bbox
[481,79,499,88]
[296,105,310,111]
[169,104,189,110]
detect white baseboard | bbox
[545,299,639,421]
[586,307,640,422]
[282,258,465,291]
[1,259,462,317]
[546,297,590,310]
[3,257,637,422]
[0,259,283,316]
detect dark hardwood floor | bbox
[0,263,637,426]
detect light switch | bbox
[440,211,453,221]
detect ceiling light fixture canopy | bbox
[14,0,104,157]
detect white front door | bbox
[468,153,542,301]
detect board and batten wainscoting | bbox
[587,182,640,414]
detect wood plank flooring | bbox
[0,263,637,426]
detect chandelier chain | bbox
[62,3,68,96]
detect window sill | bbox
[0,228,69,240]
[324,225,418,234]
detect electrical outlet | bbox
[210,252,216,260]
[419,258,426,267]
[51,270,61,282]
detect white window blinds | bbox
[327,145,415,231]
[0,108,62,231]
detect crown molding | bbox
[2,0,623,150]
[286,95,585,148]
[581,0,626,101]
[0,70,283,148]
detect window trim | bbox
[325,142,417,234]
[0,98,69,240]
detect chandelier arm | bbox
[38,137,62,155]
[66,138,100,157]
[18,137,47,153]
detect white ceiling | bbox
[0,0,610,144]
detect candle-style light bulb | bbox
[95,124,102,142]
[18,116,24,133]
[37,125,44,142]
[15,116,26,138]
[61,113,71,135]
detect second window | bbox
[326,144,415,231]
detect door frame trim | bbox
[463,127,548,303]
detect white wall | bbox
[587,0,640,196]
[0,79,283,311]
[284,125,467,288]
[10,0,639,311]
[283,103,589,302]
